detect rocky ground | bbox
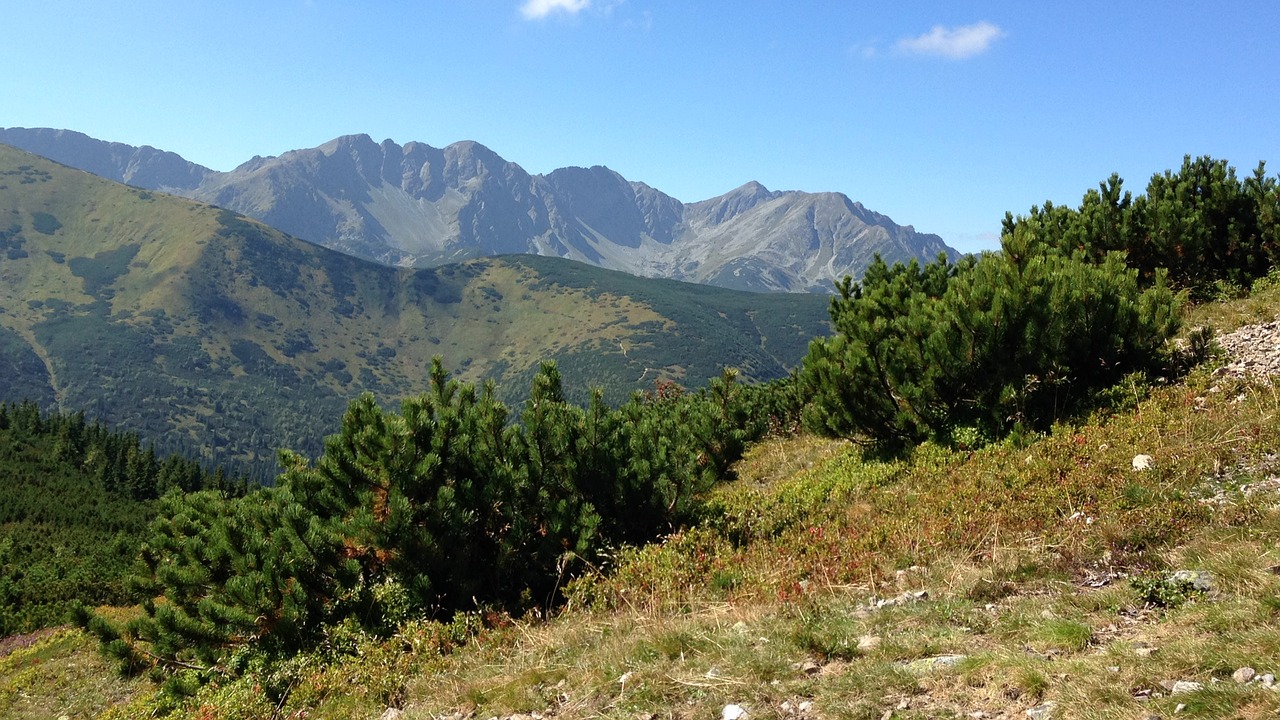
[1212,319,1280,378]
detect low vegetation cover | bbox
[3,154,1279,718]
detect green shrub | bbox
[1003,156,1280,296]
[1129,573,1207,609]
[83,359,775,694]
[800,232,1180,450]
[30,211,61,234]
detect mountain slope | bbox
[0,144,829,475]
[9,304,1280,720]
[0,128,957,292]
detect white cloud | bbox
[896,21,1005,59]
[520,0,591,20]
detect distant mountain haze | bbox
[0,128,957,291]
[0,127,211,192]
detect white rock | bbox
[1132,454,1153,471]
[1170,680,1203,694]
[723,704,749,720]
[1169,569,1214,592]
[1026,701,1056,720]
[1233,666,1256,683]
[903,654,967,673]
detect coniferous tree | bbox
[800,253,963,448]
[1,402,240,636]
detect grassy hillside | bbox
[0,144,829,476]
[4,274,1280,720]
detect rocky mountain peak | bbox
[442,140,523,186]
[319,133,378,153]
[0,127,959,292]
[695,180,782,225]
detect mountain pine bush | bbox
[81,359,775,693]
[801,230,1181,449]
[1003,155,1280,295]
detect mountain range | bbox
[0,127,956,292]
[0,143,830,476]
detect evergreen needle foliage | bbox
[84,359,784,693]
[1003,155,1280,297]
[0,402,245,635]
[802,155,1279,452]
[800,233,1181,449]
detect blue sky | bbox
[3,1,1278,252]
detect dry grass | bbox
[0,629,149,720]
[1184,271,1280,333]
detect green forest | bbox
[0,403,250,636]
[5,155,1280,716]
